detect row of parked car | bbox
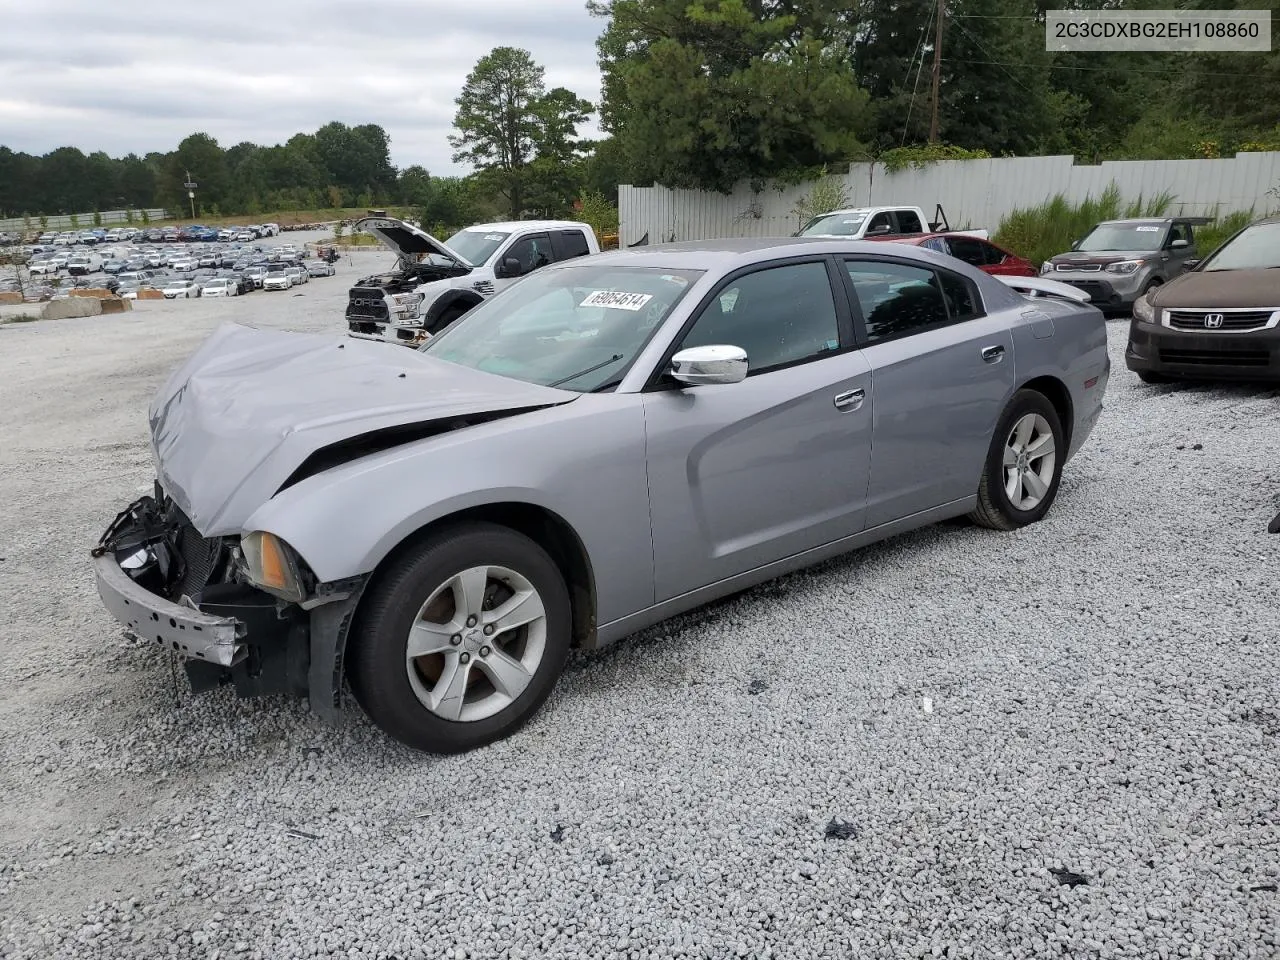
[16,239,336,300]
[20,222,284,248]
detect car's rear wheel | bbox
[348,522,572,753]
[969,389,1065,531]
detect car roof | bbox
[460,220,588,231]
[563,236,947,271]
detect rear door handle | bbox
[981,344,1005,363]
[833,388,865,410]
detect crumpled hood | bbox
[149,322,573,536]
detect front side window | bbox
[678,261,841,375]
[423,265,703,392]
[505,233,553,274]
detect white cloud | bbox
[0,0,605,173]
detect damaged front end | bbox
[91,485,363,713]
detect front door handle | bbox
[981,344,1006,363]
[833,388,865,410]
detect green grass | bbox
[993,184,1176,267]
[0,313,40,325]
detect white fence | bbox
[618,152,1280,245]
[0,209,170,233]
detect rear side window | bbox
[944,236,989,268]
[896,210,924,233]
[843,260,983,343]
[552,229,591,261]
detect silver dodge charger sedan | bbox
[93,238,1109,753]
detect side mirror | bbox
[1183,259,1201,270]
[1170,238,1189,249]
[495,256,523,279]
[670,345,748,386]
[865,224,892,236]
[1069,239,1080,250]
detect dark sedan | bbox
[1127,217,1280,382]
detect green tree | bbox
[591,0,869,192]
[164,133,230,214]
[450,47,592,218]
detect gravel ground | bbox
[0,263,1277,959]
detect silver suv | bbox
[1041,217,1209,313]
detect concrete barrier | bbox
[137,288,164,301]
[42,297,103,320]
[0,292,22,305]
[99,298,132,315]
[70,288,115,299]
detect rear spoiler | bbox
[995,275,1091,303]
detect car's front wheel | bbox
[348,522,572,753]
[970,389,1065,531]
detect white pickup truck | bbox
[797,204,989,241]
[346,217,600,346]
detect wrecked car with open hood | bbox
[95,239,1107,753]
[345,216,599,347]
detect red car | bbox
[868,232,1037,277]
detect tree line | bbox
[4,0,1278,227]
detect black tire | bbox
[348,522,571,753]
[425,304,470,336]
[969,389,1065,531]
[1136,369,1171,385]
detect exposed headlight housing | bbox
[1132,293,1157,324]
[240,531,307,603]
[1106,259,1145,275]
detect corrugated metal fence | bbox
[0,209,170,232]
[619,153,1280,245]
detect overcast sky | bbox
[0,0,605,174]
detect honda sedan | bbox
[93,239,1108,753]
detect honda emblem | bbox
[1203,313,1224,329]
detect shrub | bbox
[880,143,991,174]
[576,191,619,240]
[92,210,102,227]
[70,214,80,230]
[791,167,853,229]
[993,184,1175,266]
[125,209,135,225]
[140,210,150,225]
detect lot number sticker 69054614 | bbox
[580,290,654,310]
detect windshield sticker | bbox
[659,275,689,286]
[1134,226,1160,232]
[580,290,654,310]
[843,217,867,223]
[483,234,504,241]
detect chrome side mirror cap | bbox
[670,345,748,386]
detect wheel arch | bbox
[425,289,483,330]
[349,501,598,659]
[1017,374,1073,450]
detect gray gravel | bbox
[1,268,1277,959]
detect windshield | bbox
[443,229,511,264]
[798,212,867,237]
[1199,221,1280,271]
[422,264,703,392]
[1077,223,1166,252]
